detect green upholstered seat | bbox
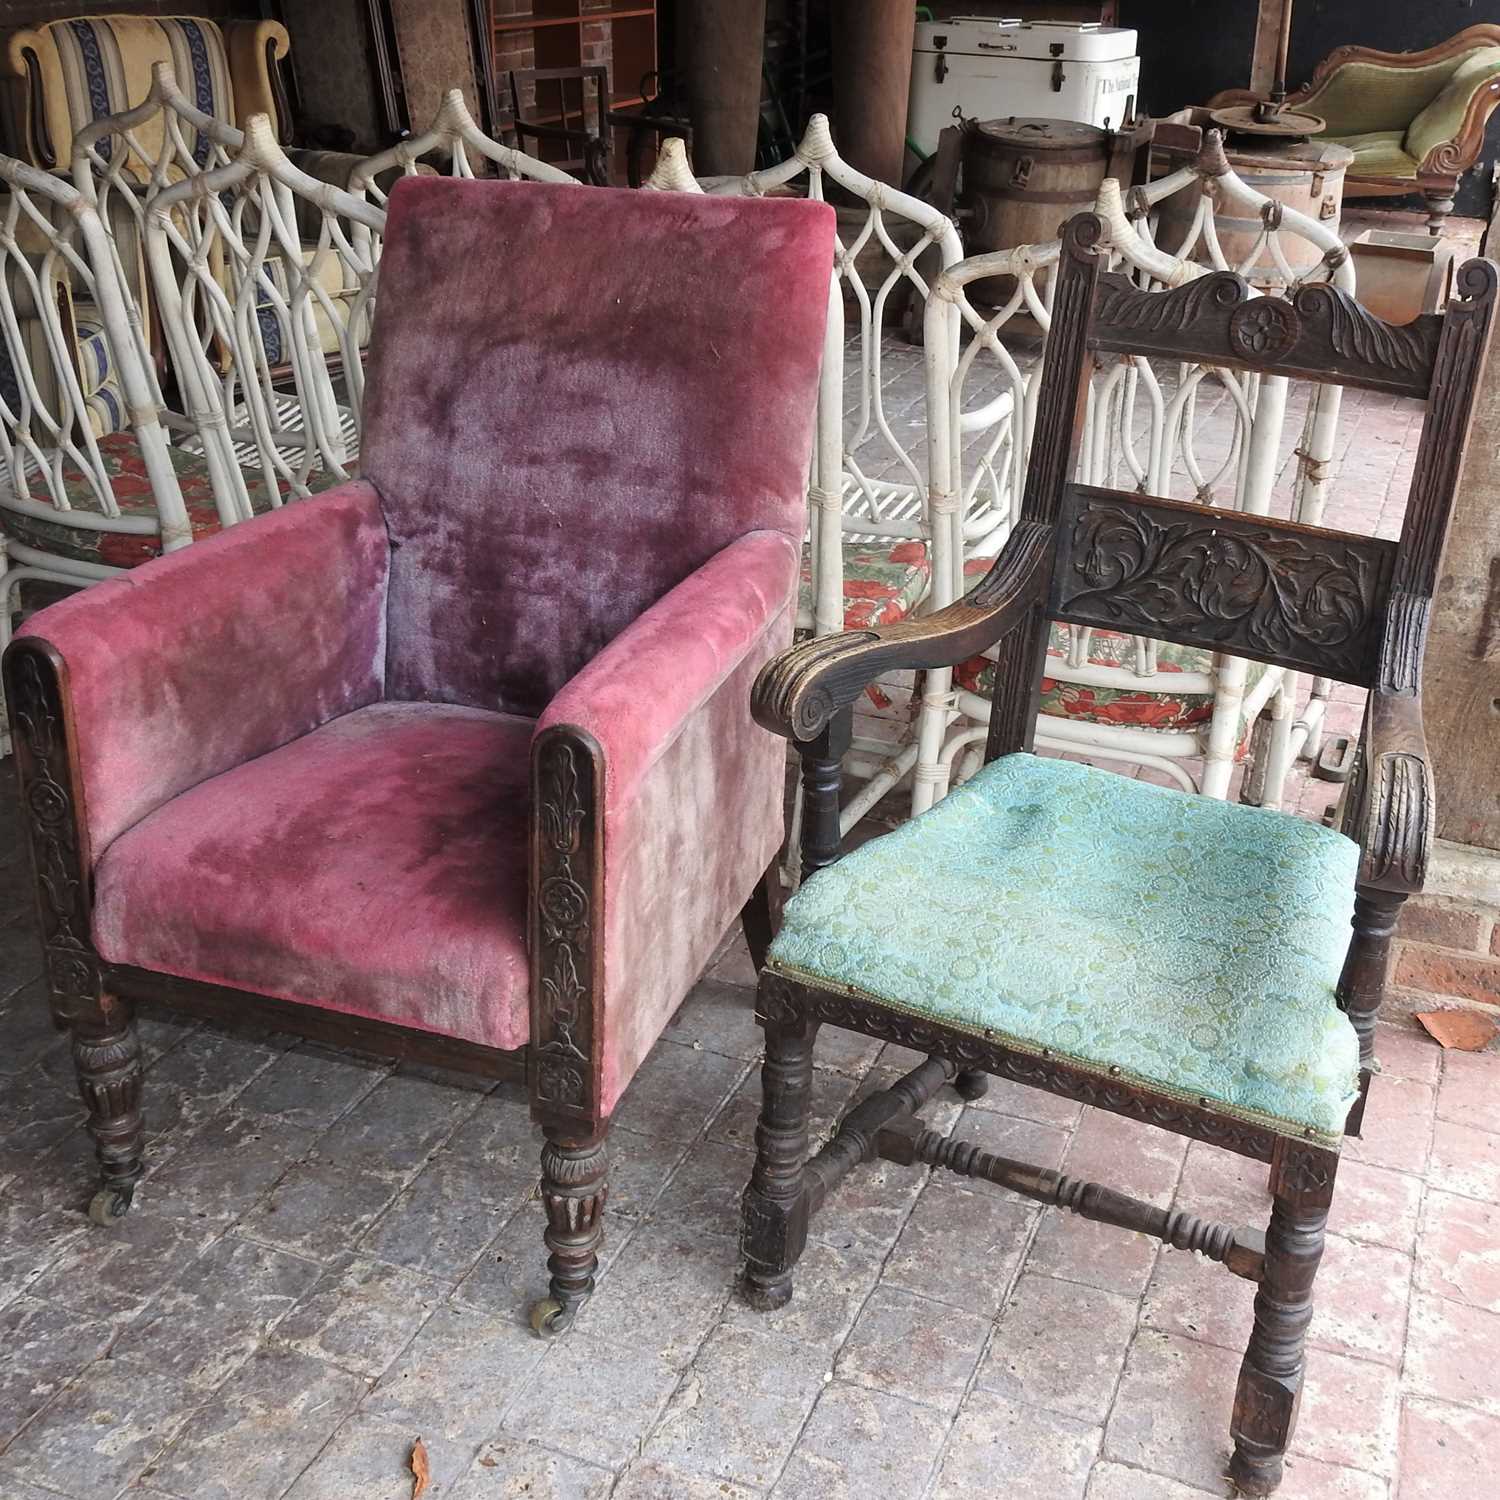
[1327,130,1420,180]
[768,753,1362,1143]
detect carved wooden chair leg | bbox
[1229,1145,1338,1496]
[1337,886,1405,1137]
[532,1127,608,1337]
[740,859,785,975]
[72,1000,145,1227]
[740,996,818,1311]
[1422,189,1455,235]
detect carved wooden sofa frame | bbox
[741,213,1495,1494]
[1212,24,1500,231]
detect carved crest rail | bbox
[1089,269,1444,400]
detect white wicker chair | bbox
[916,131,1354,813]
[0,154,189,752]
[660,115,966,845]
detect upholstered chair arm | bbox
[1347,689,1434,894]
[753,522,1053,744]
[6,482,391,862]
[530,528,801,1125]
[3,27,60,166]
[224,20,290,139]
[1407,52,1500,176]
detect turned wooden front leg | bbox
[535,1128,608,1333]
[741,984,818,1311]
[73,1001,144,1225]
[1230,1145,1338,1496]
[799,708,852,879]
[1337,886,1405,1135]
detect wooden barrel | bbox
[1152,138,1352,283]
[962,117,1114,254]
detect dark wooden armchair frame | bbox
[740,213,1497,1495]
[506,66,613,187]
[4,645,780,1333]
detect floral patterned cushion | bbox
[955,619,1266,742]
[799,538,931,632]
[0,433,340,569]
[956,557,1267,740]
[769,752,1362,1141]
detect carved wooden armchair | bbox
[5,177,834,1334]
[740,213,1494,1493]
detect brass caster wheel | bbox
[954,1068,989,1102]
[88,1185,134,1227]
[529,1296,574,1338]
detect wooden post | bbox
[678,0,767,176]
[1250,0,1296,96]
[830,0,916,188]
[1426,199,1500,850]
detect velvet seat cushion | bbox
[768,753,1362,1142]
[92,701,534,1051]
[1330,130,1420,180]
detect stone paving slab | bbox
[2,927,1490,1500]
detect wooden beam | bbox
[1250,0,1294,95]
[678,0,766,176]
[830,0,916,187]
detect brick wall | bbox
[1389,847,1500,1020]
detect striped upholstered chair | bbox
[0,13,286,170]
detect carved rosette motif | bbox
[1058,494,1391,681]
[532,735,596,1118]
[8,649,100,1028]
[1093,266,1443,398]
[788,982,1284,1162]
[755,972,804,1029]
[1228,298,1298,361]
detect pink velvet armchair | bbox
[4,177,834,1333]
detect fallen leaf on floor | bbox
[480,1455,498,1468]
[1416,1009,1498,1051]
[409,1437,430,1499]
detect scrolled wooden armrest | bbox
[751,523,1053,743]
[1351,689,1434,894]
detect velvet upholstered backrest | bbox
[361,177,835,718]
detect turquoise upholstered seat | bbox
[768,754,1362,1143]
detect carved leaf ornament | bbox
[534,739,592,1110]
[1064,503,1379,675]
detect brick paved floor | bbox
[2,819,1497,1499]
[2,210,1497,1499]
